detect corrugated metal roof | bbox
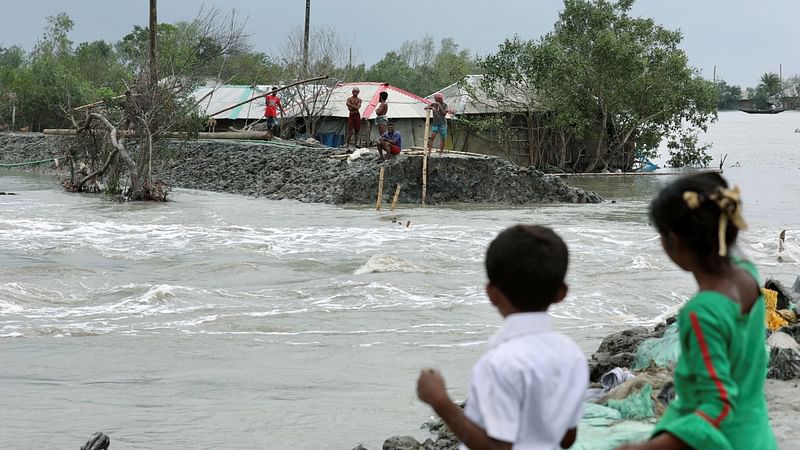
[428,75,538,115]
[193,82,435,121]
[330,82,432,119]
[193,85,274,120]
[284,82,432,119]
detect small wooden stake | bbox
[390,184,401,210]
[376,166,385,210]
[422,152,428,205]
[421,108,432,205]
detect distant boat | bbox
[739,107,785,114]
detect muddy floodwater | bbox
[1,111,799,449]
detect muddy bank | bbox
[0,133,602,205]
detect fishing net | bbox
[572,403,653,450]
[633,323,680,370]
[604,384,655,420]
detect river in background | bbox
[1,111,799,449]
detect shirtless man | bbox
[374,91,389,136]
[346,87,363,146]
[425,92,449,156]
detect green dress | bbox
[652,258,777,450]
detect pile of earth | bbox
[0,133,602,205]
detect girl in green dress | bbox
[617,173,777,450]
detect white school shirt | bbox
[461,312,588,450]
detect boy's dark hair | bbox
[379,91,388,101]
[649,172,739,274]
[485,225,568,312]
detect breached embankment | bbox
[0,133,602,205]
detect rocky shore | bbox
[365,279,800,450]
[0,133,602,205]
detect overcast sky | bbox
[1,0,797,88]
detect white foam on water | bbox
[353,254,427,275]
[630,255,658,270]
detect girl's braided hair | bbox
[649,173,748,273]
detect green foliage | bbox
[715,80,742,110]
[364,36,478,96]
[666,131,712,168]
[475,0,717,171]
[759,72,782,96]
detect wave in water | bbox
[353,254,428,275]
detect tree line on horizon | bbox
[3,0,787,174]
[716,72,800,110]
[0,11,476,132]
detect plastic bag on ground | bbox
[765,288,790,331]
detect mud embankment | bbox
[0,133,602,205]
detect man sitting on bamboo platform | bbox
[378,122,402,160]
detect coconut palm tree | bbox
[759,72,782,96]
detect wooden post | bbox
[303,0,311,75]
[423,108,432,154]
[149,0,158,88]
[421,108,431,205]
[376,166,385,210]
[390,184,401,211]
[422,152,428,205]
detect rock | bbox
[780,324,800,342]
[765,278,799,310]
[767,332,800,380]
[383,435,423,450]
[768,347,800,380]
[80,432,110,450]
[352,445,369,450]
[588,325,667,381]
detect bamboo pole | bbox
[422,108,431,205]
[423,109,432,154]
[376,166,385,210]
[73,94,129,112]
[422,152,428,206]
[390,184,401,211]
[207,75,328,118]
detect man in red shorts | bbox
[264,87,283,138]
[345,87,362,146]
[378,122,402,160]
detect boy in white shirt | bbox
[418,224,589,450]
